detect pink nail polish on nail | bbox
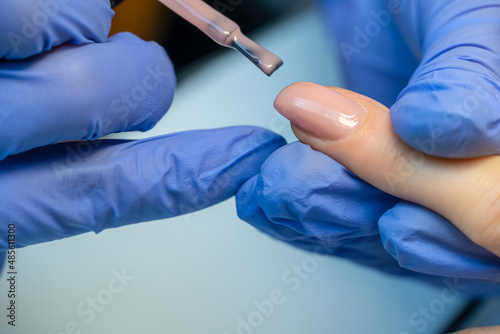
[274,82,366,141]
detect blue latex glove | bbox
[320,0,500,158]
[0,0,286,268]
[237,0,500,294]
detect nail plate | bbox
[274,82,366,141]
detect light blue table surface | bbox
[0,6,471,334]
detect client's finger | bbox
[274,82,500,257]
[453,326,500,334]
[0,126,285,251]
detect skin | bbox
[275,83,500,258]
[274,82,500,333]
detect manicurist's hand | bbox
[237,0,500,293]
[0,0,286,267]
[319,0,500,158]
[453,325,500,333]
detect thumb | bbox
[391,1,500,158]
[274,82,500,257]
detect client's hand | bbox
[277,82,500,257]
[237,82,500,294]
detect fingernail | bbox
[274,82,366,141]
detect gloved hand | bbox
[0,0,286,270]
[237,0,500,294]
[319,0,500,157]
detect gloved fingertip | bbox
[0,0,113,59]
[228,126,286,164]
[0,34,177,158]
[154,126,285,215]
[391,78,500,158]
[91,33,177,133]
[379,201,500,282]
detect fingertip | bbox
[236,174,260,222]
[0,0,113,59]
[391,83,500,158]
[90,33,177,133]
[151,126,285,215]
[230,126,286,160]
[0,33,177,158]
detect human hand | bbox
[235,0,500,290]
[0,0,286,268]
[237,82,500,294]
[322,0,500,285]
[318,0,500,157]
